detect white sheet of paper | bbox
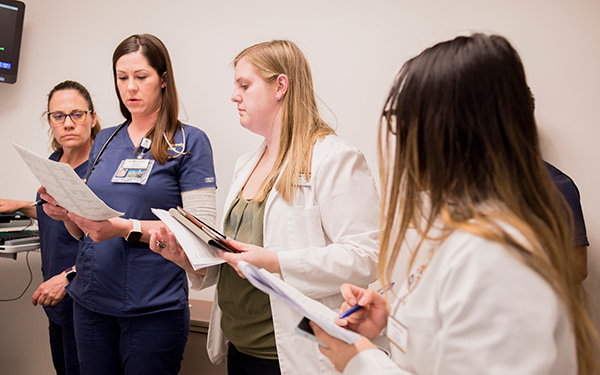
[13,144,123,221]
[238,261,361,344]
[151,208,224,270]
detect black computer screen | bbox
[0,0,25,84]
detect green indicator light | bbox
[0,47,4,51]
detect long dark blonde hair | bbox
[233,40,335,203]
[112,34,180,164]
[378,33,596,374]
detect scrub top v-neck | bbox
[67,121,217,316]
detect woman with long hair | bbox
[39,34,217,375]
[150,39,380,374]
[311,33,597,375]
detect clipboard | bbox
[170,206,241,253]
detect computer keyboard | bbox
[0,230,39,245]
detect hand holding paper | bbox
[237,260,360,345]
[14,144,123,221]
[148,225,197,273]
[336,283,391,341]
[151,208,225,270]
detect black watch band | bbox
[65,269,77,283]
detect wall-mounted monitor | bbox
[0,0,25,84]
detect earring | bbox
[276,95,280,100]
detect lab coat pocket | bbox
[286,206,326,249]
[397,314,436,374]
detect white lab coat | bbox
[344,226,577,375]
[191,135,381,374]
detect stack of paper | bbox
[238,260,360,344]
[152,208,225,270]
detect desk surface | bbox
[189,299,212,332]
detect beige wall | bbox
[1,0,599,373]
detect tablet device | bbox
[295,317,327,347]
[176,206,241,253]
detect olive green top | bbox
[217,190,277,359]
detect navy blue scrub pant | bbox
[73,301,189,375]
[48,316,80,375]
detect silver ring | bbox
[157,240,166,249]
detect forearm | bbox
[64,219,84,239]
[117,218,181,243]
[138,219,175,243]
[69,215,168,243]
[18,205,37,219]
[0,199,36,219]
[182,187,217,227]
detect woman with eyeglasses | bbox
[0,80,101,375]
[39,34,217,375]
[310,33,597,375]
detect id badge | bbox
[387,315,408,353]
[112,158,154,185]
[296,173,311,187]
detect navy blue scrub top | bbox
[36,151,87,325]
[67,122,217,316]
[545,162,589,247]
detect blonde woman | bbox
[311,33,597,375]
[150,40,380,374]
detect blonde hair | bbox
[379,34,597,374]
[233,40,335,203]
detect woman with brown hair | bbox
[311,33,597,375]
[1,80,100,375]
[40,34,217,375]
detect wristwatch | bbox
[65,267,77,283]
[126,219,143,242]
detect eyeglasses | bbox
[47,110,92,126]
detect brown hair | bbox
[379,33,597,374]
[112,34,180,164]
[47,80,101,153]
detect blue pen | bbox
[339,282,395,319]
